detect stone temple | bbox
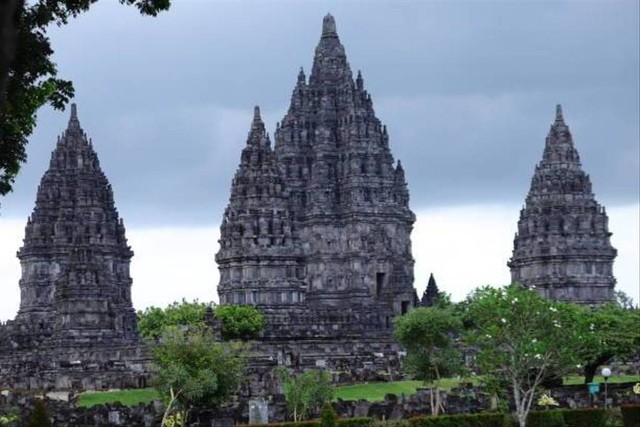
[0,105,148,390]
[216,15,416,383]
[508,105,617,305]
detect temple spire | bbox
[248,105,268,146]
[509,105,616,305]
[322,13,337,37]
[555,104,564,124]
[310,14,350,85]
[420,273,440,307]
[67,103,81,131]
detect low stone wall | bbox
[2,382,638,426]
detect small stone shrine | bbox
[0,105,148,390]
[508,105,617,305]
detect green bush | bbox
[621,404,640,427]
[320,403,338,427]
[558,408,607,427]
[239,417,375,427]
[408,412,509,427]
[338,417,373,427]
[525,410,566,427]
[237,422,320,427]
[24,400,53,427]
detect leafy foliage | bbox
[621,404,640,427]
[24,400,52,427]
[524,411,565,427]
[394,306,463,415]
[278,369,334,422]
[407,412,510,427]
[214,304,265,341]
[0,0,170,200]
[153,325,246,425]
[464,285,586,427]
[319,403,338,427]
[577,304,640,383]
[137,299,210,340]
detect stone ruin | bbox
[508,105,617,305]
[216,14,417,389]
[0,105,149,391]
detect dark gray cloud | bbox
[2,1,638,226]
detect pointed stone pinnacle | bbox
[68,103,81,130]
[555,104,564,124]
[253,105,261,122]
[322,13,337,37]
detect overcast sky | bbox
[0,1,638,320]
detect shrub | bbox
[237,422,320,427]
[525,410,566,427]
[24,400,53,427]
[338,417,373,427]
[621,404,640,427]
[408,412,509,427]
[559,408,607,427]
[320,403,339,427]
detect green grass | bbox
[335,378,478,402]
[335,375,640,402]
[75,374,640,407]
[76,388,161,408]
[564,374,640,385]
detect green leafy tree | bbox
[577,304,640,383]
[137,299,210,340]
[465,285,586,427]
[0,0,170,201]
[394,306,463,415]
[615,290,637,310]
[24,400,52,427]
[214,304,265,341]
[277,369,334,422]
[319,402,338,427]
[153,325,246,427]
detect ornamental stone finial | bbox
[555,104,564,124]
[68,103,81,130]
[322,13,337,36]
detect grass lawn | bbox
[335,378,479,402]
[335,375,640,402]
[75,374,640,407]
[76,388,161,408]
[564,374,640,385]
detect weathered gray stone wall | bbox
[3,383,638,426]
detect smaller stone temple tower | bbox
[0,104,147,390]
[508,105,617,304]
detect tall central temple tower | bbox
[217,14,416,316]
[216,15,416,382]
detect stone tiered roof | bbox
[508,105,617,304]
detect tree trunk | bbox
[584,353,613,384]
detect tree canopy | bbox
[0,0,170,200]
[214,304,265,341]
[277,369,334,422]
[465,285,587,427]
[577,303,640,383]
[137,299,210,340]
[154,325,246,427]
[394,306,463,415]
